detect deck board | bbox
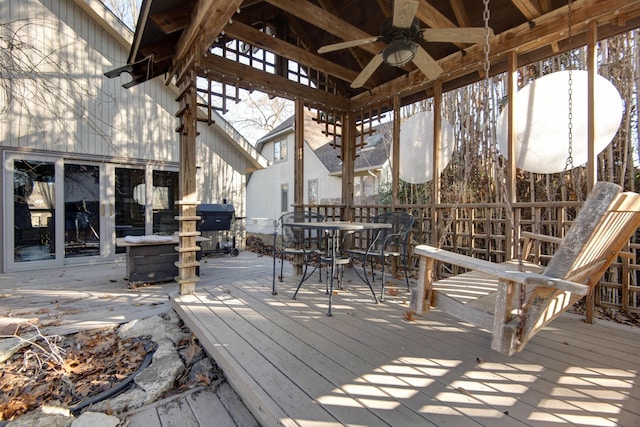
[3,252,640,426]
[172,265,640,427]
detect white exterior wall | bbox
[0,0,178,160]
[0,0,265,269]
[246,136,294,226]
[304,146,342,205]
[246,131,342,229]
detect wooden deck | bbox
[2,252,640,426]
[173,254,640,427]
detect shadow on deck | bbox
[173,252,640,427]
[2,251,639,426]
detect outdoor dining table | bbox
[285,220,392,316]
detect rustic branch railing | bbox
[298,202,640,315]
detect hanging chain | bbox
[483,0,491,82]
[482,0,492,180]
[565,0,574,173]
[435,5,493,250]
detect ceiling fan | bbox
[317,0,493,88]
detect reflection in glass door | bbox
[64,164,101,258]
[115,168,145,253]
[12,160,56,262]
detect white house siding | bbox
[246,133,341,228]
[0,0,266,271]
[1,0,177,160]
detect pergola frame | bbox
[109,0,640,294]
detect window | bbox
[308,179,318,205]
[152,170,179,235]
[281,184,289,212]
[274,140,287,162]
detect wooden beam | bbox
[510,0,543,20]
[449,0,472,27]
[294,98,305,209]
[507,51,518,260]
[342,112,355,220]
[431,81,442,246]
[173,0,244,76]
[350,0,640,110]
[264,0,385,55]
[139,38,179,62]
[223,20,360,84]
[149,4,194,34]
[416,0,460,29]
[587,20,597,192]
[197,55,350,110]
[415,0,468,50]
[392,95,400,208]
[176,68,200,295]
[315,0,383,87]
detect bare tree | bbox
[102,0,141,30]
[223,91,294,144]
[0,19,119,152]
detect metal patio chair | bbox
[348,211,415,301]
[272,210,325,295]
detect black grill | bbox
[197,204,235,231]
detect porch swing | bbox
[409,0,640,356]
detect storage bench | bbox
[116,236,208,285]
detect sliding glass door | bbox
[3,154,179,271]
[64,163,103,258]
[11,158,57,264]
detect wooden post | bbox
[341,112,355,221]
[293,98,305,275]
[392,95,401,209]
[491,280,517,355]
[410,256,434,315]
[294,98,305,209]
[586,20,597,192]
[507,50,518,259]
[431,82,442,246]
[585,20,597,323]
[175,65,200,295]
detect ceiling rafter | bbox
[449,0,472,27]
[121,0,640,110]
[172,0,243,77]
[351,0,640,109]
[415,0,468,49]
[198,55,349,110]
[315,0,383,87]
[148,5,193,34]
[278,14,351,94]
[510,0,543,20]
[264,0,386,55]
[223,20,360,84]
[139,38,177,62]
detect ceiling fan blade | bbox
[413,46,443,80]
[393,0,419,28]
[351,53,384,88]
[318,36,381,54]
[420,27,493,44]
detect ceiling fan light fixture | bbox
[383,39,417,66]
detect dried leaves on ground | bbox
[0,325,152,421]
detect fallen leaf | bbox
[196,373,210,386]
[456,387,472,396]
[403,310,416,322]
[184,342,202,367]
